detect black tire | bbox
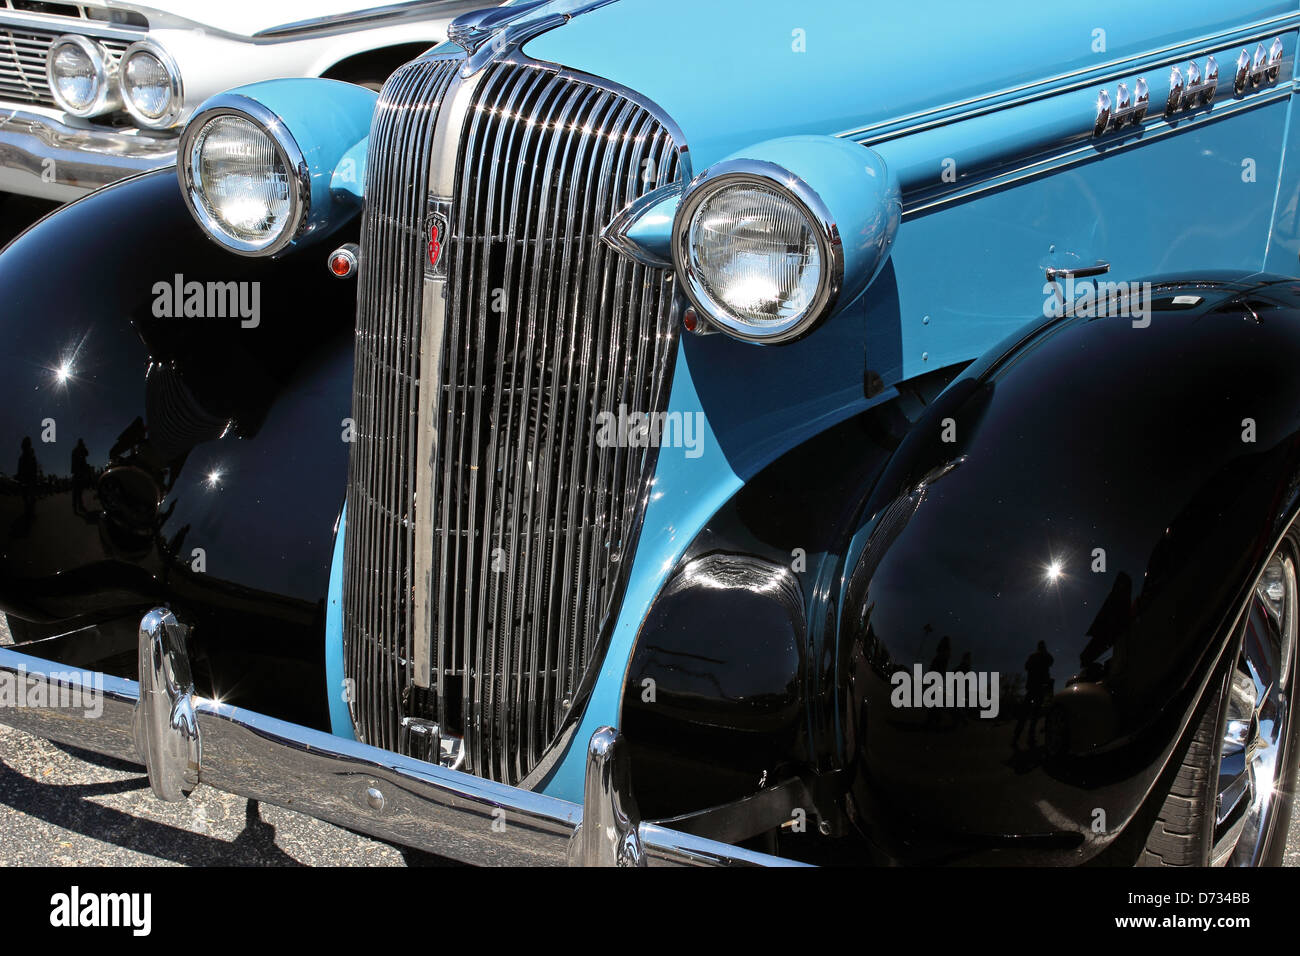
[1139,537,1300,866]
[1137,666,1229,866]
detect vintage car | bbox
[0,0,1298,867]
[0,0,489,201]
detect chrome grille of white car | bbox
[0,26,129,107]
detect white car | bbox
[0,0,488,200]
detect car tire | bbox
[1139,534,1300,866]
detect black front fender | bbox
[839,274,1300,863]
[0,170,357,728]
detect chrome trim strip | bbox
[901,84,1293,218]
[838,14,1300,143]
[253,0,485,39]
[0,10,143,42]
[0,625,792,866]
[411,57,486,691]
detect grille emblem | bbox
[425,203,450,277]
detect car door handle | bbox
[1045,260,1111,282]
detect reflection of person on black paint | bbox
[71,438,91,515]
[1014,641,1054,748]
[17,437,38,517]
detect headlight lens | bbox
[180,105,307,255]
[46,35,118,117]
[120,42,182,128]
[688,185,821,329]
[675,163,840,343]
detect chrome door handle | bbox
[1045,260,1110,282]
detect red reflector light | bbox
[327,244,359,279]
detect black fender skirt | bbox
[623,273,1300,864]
[0,170,357,728]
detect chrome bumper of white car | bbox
[0,608,795,867]
[0,108,176,201]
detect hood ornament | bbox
[447,1,550,55]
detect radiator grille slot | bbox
[344,54,684,786]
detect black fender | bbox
[837,273,1300,864]
[0,170,357,728]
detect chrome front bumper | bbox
[0,107,176,201]
[0,609,793,866]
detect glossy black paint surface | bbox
[0,171,357,728]
[626,276,1300,864]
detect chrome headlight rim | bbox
[119,39,184,130]
[177,95,311,258]
[46,33,120,118]
[672,158,844,345]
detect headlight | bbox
[178,97,308,256]
[674,160,841,344]
[119,41,183,129]
[46,35,120,117]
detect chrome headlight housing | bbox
[673,160,842,344]
[178,96,309,256]
[46,34,120,118]
[119,41,183,129]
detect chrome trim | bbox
[176,93,311,257]
[1094,78,1148,135]
[601,180,684,268]
[0,107,176,199]
[838,12,1300,142]
[572,726,644,866]
[1212,542,1298,866]
[45,32,119,117]
[0,615,793,867]
[253,0,486,39]
[672,158,844,345]
[132,609,200,802]
[119,39,183,130]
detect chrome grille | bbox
[344,54,684,786]
[0,27,129,107]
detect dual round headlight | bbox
[674,160,842,344]
[46,36,182,128]
[178,96,309,256]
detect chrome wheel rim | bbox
[1212,547,1297,866]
